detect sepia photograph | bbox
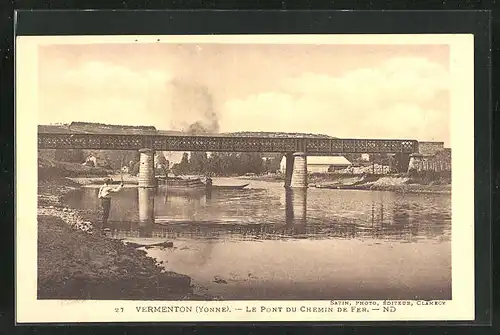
[16,33,475,323]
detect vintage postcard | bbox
[16,34,474,323]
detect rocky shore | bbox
[37,177,202,300]
[309,175,451,194]
[239,173,451,194]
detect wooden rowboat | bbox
[157,176,206,189]
[157,176,249,191]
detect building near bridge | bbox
[280,156,352,174]
[408,142,451,172]
[418,141,445,157]
[82,153,109,167]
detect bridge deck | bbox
[38,132,419,154]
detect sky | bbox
[38,43,450,146]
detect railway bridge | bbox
[38,131,419,189]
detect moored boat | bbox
[157,176,206,189]
[157,176,249,191]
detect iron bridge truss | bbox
[38,133,419,154]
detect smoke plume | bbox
[166,78,219,134]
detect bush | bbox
[38,159,110,180]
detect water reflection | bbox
[285,188,307,226]
[104,187,311,240]
[138,188,155,237]
[65,181,451,243]
[138,188,155,224]
[62,181,452,300]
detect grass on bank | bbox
[37,214,193,300]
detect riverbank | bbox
[238,173,451,194]
[37,176,206,300]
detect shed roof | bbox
[307,156,352,165]
[280,156,352,166]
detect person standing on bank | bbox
[98,178,123,232]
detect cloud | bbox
[46,60,172,94]
[38,52,450,145]
[222,92,300,131]
[358,103,448,141]
[283,56,449,107]
[221,56,450,143]
[39,60,173,126]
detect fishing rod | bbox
[120,153,124,185]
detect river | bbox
[64,177,451,300]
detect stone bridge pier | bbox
[138,148,156,188]
[285,152,307,188]
[394,153,411,173]
[283,150,416,187]
[284,152,308,189]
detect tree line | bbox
[52,149,138,170]
[50,148,400,176]
[168,152,282,176]
[122,152,281,177]
[51,149,283,176]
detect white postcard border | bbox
[16,34,475,323]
